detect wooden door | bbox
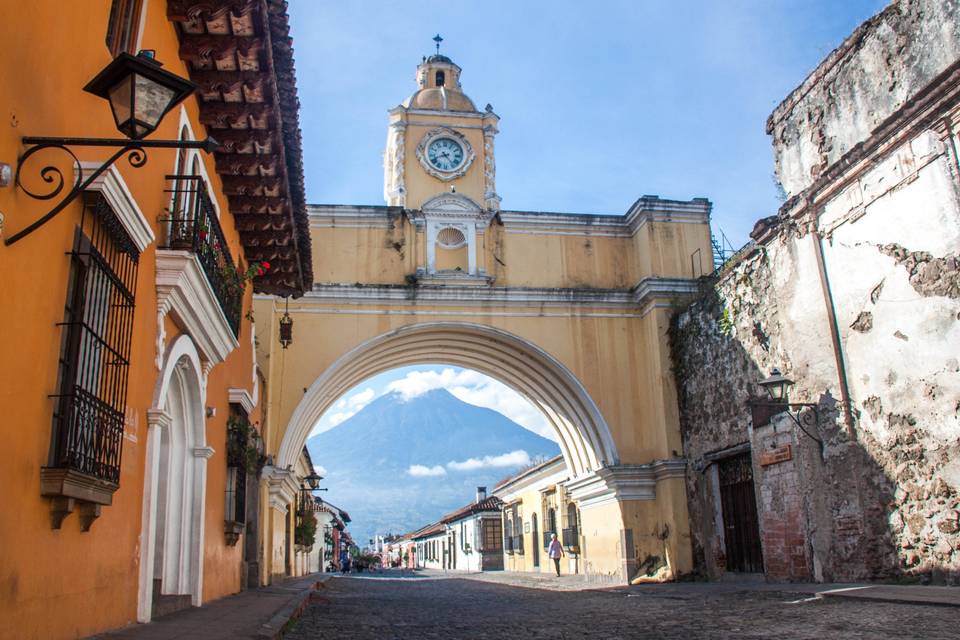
[718,452,764,573]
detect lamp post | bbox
[279,297,294,349]
[7,50,218,246]
[752,368,824,457]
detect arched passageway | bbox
[277,322,619,479]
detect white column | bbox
[468,224,478,275]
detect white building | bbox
[413,522,446,570]
[440,487,504,572]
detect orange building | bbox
[0,1,311,638]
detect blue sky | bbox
[288,0,886,246]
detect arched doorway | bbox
[138,336,211,622]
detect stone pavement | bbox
[90,575,326,640]
[285,573,960,640]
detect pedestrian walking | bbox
[547,533,564,576]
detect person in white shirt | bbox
[547,533,564,576]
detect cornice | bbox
[564,459,688,509]
[228,388,256,414]
[304,199,711,237]
[301,276,698,309]
[155,250,240,366]
[80,162,155,253]
[261,465,300,508]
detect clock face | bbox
[427,138,465,172]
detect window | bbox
[435,70,445,87]
[51,194,139,486]
[483,519,502,551]
[106,0,145,57]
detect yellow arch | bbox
[276,322,619,477]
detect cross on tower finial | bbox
[433,34,443,55]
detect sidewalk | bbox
[458,570,960,606]
[90,574,328,640]
[816,584,960,607]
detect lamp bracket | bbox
[751,400,824,458]
[6,135,219,246]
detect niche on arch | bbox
[434,226,469,272]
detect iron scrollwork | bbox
[6,136,218,246]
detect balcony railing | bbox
[160,175,242,337]
[562,526,579,551]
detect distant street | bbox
[285,572,958,640]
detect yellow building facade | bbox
[256,52,713,583]
[0,2,312,638]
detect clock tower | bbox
[383,47,501,213]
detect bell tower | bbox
[383,38,500,213]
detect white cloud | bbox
[313,464,328,476]
[385,368,556,441]
[447,450,531,472]
[408,464,447,477]
[326,387,376,427]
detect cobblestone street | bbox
[285,574,958,640]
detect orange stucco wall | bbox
[0,3,262,638]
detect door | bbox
[718,452,764,573]
[531,513,540,568]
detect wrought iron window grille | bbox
[48,194,139,489]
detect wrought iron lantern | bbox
[758,368,794,403]
[304,471,324,490]
[83,51,196,140]
[751,367,823,457]
[6,51,217,246]
[279,297,294,349]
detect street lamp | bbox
[751,368,823,457]
[279,297,294,349]
[758,368,794,403]
[7,51,217,246]
[83,51,196,140]
[304,471,324,490]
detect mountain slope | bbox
[306,388,559,544]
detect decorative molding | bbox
[415,127,476,181]
[384,121,407,207]
[155,249,240,366]
[262,465,299,510]
[306,198,711,237]
[193,446,216,459]
[80,162,155,252]
[565,459,688,509]
[40,467,117,507]
[303,276,697,309]
[228,387,256,414]
[147,409,173,431]
[482,125,500,211]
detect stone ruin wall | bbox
[768,0,960,197]
[672,0,960,583]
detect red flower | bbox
[256,268,265,276]
[198,230,208,242]
[261,261,271,270]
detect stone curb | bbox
[256,576,331,639]
[816,585,960,608]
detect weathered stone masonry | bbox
[671,0,960,583]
